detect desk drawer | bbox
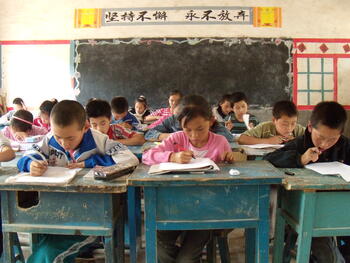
[155,185,260,221]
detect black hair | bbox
[310,101,347,131]
[39,100,57,116]
[177,95,212,127]
[135,95,148,107]
[219,94,234,107]
[10,110,33,132]
[51,98,58,104]
[111,96,128,114]
[50,100,86,129]
[13,97,25,106]
[272,100,298,119]
[86,99,112,119]
[231,92,248,104]
[169,90,183,98]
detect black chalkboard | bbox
[75,38,292,108]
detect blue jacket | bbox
[17,129,139,172]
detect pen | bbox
[24,153,48,166]
[173,142,196,159]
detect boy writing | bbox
[264,101,350,262]
[86,99,145,146]
[17,100,139,263]
[110,96,140,130]
[238,100,305,145]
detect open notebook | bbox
[148,158,220,175]
[305,162,350,182]
[5,167,82,185]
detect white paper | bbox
[242,144,285,149]
[305,162,350,182]
[6,167,82,184]
[243,114,251,130]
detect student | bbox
[129,95,151,123]
[17,100,139,263]
[110,96,140,130]
[228,92,259,134]
[2,110,48,142]
[33,100,57,131]
[238,100,305,145]
[145,95,235,142]
[0,97,26,125]
[86,99,145,146]
[212,93,233,125]
[142,99,234,263]
[145,90,182,123]
[264,101,350,262]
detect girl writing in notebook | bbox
[142,95,234,263]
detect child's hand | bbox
[267,136,284,144]
[170,151,194,164]
[281,135,295,143]
[225,121,233,131]
[249,122,255,129]
[30,160,48,177]
[221,152,235,163]
[301,147,321,165]
[66,162,85,169]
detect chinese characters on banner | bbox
[102,7,253,26]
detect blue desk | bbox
[129,160,284,263]
[0,167,126,263]
[273,168,350,263]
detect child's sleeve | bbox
[142,134,178,165]
[17,136,50,172]
[211,122,234,142]
[144,117,174,140]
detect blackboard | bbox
[75,38,292,109]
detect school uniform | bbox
[229,113,259,134]
[149,107,172,118]
[0,110,15,126]
[2,125,48,142]
[111,112,140,130]
[33,117,50,131]
[144,115,234,142]
[17,128,139,263]
[107,123,137,140]
[129,108,150,123]
[242,121,305,139]
[212,105,230,123]
[142,131,231,262]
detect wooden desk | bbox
[0,167,126,263]
[129,161,284,263]
[273,168,350,263]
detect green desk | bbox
[129,161,284,263]
[273,168,350,263]
[0,167,126,263]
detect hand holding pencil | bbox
[30,160,48,177]
[301,147,322,165]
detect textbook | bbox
[5,167,82,185]
[148,158,220,175]
[242,144,285,149]
[305,162,350,182]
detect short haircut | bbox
[177,95,212,126]
[86,99,112,119]
[272,100,298,119]
[169,90,183,98]
[13,97,25,106]
[39,100,57,115]
[11,110,33,132]
[219,94,234,107]
[310,101,347,131]
[111,96,128,114]
[50,100,86,129]
[231,92,248,104]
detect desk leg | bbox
[295,191,316,263]
[273,208,286,263]
[3,232,15,263]
[144,187,157,263]
[245,228,256,263]
[127,186,141,263]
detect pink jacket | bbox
[2,125,48,142]
[142,131,231,165]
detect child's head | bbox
[168,90,182,110]
[218,94,234,115]
[86,99,112,135]
[39,100,57,125]
[12,97,26,111]
[272,100,298,137]
[111,96,128,120]
[134,95,148,115]
[177,95,213,147]
[231,92,248,119]
[308,101,347,151]
[10,110,33,141]
[50,100,88,151]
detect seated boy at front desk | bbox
[17,100,139,263]
[264,101,350,262]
